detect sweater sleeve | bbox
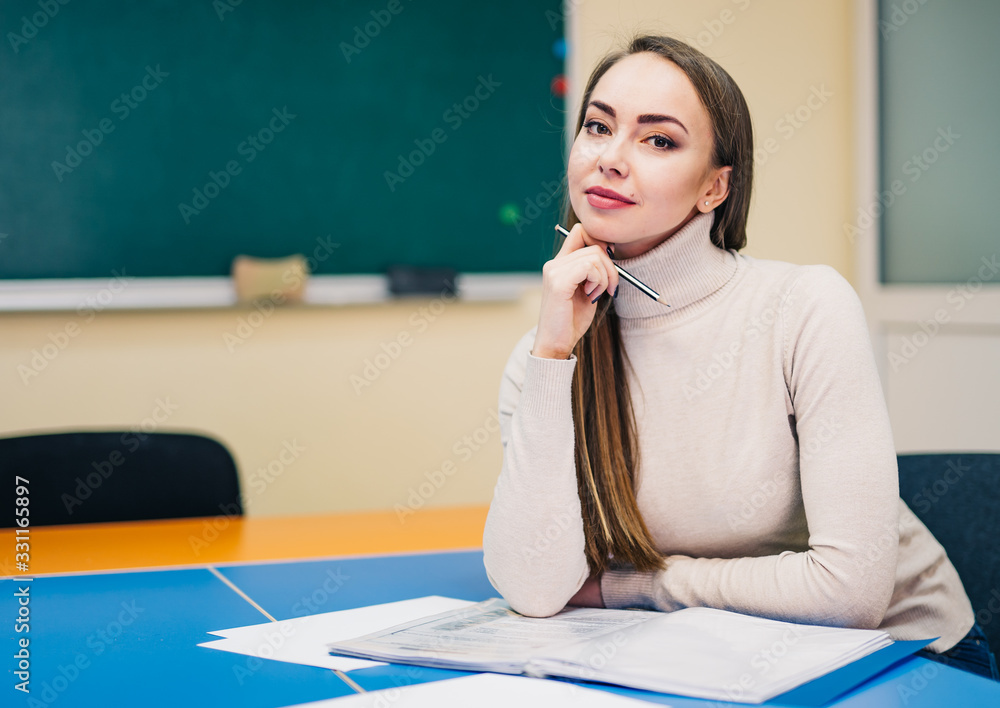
[602,266,900,630]
[482,328,591,617]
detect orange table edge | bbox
[6,505,490,576]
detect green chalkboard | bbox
[0,0,566,279]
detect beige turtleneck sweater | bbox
[483,211,973,653]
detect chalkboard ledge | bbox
[0,274,541,312]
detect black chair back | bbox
[1,431,241,526]
[898,453,1000,657]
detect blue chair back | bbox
[897,453,1000,657]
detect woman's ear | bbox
[700,166,732,212]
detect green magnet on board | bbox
[498,203,521,226]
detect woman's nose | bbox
[596,137,629,178]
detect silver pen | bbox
[554,224,670,307]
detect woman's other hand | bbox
[567,574,605,608]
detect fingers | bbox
[552,224,621,303]
[580,260,608,303]
[590,245,620,302]
[546,247,614,304]
[555,223,586,258]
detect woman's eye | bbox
[583,120,610,135]
[647,135,676,150]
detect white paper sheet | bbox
[199,596,474,672]
[279,673,666,707]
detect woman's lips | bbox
[585,187,635,210]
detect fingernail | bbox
[613,286,618,299]
[591,294,601,304]
[606,246,615,258]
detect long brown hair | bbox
[565,35,754,575]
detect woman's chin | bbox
[576,217,624,244]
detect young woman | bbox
[483,35,998,681]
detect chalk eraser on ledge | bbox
[231,254,309,304]
[387,266,458,297]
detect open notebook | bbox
[326,598,916,704]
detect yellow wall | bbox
[0,1,855,517]
[0,297,540,517]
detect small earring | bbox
[704,201,710,206]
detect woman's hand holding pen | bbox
[532,223,619,360]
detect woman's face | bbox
[567,52,730,258]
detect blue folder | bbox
[770,639,933,706]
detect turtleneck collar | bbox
[611,210,738,320]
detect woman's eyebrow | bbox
[588,100,689,136]
[588,100,617,117]
[637,112,689,136]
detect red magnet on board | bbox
[550,75,567,97]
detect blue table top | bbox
[6,551,999,707]
[3,568,354,708]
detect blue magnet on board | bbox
[552,38,567,60]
